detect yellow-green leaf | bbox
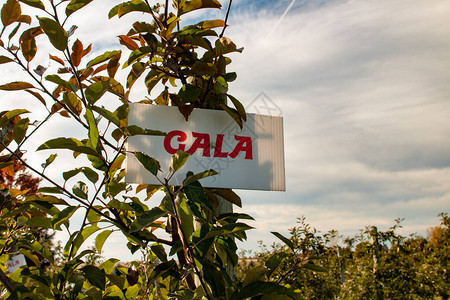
[0,81,34,90]
[65,0,93,17]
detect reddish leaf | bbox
[81,43,92,58]
[49,54,65,66]
[71,39,83,67]
[118,35,139,51]
[92,63,108,76]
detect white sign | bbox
[126,105,285,191]
[6,254,27,274]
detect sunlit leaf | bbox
[118,35,139,51]
[0,109,29,128]
[41,153,57,169]
[49,54,64,65]
[95,230,113,253]
[170,150,190,173]
[86,50,121,69]
[63,92,82,115]
[85,81,109,104]
[45,74,78,92]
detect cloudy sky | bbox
[2,0,449,260]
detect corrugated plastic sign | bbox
[126,104,285,191]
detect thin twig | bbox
[219,0,233,38]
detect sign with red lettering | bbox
[6,254,26,274]
[126,105,285,191]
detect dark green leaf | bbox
[242,266,268,287]
[150,244,167,262]
[303,262,327,273]
[271,231,295,252]
[234,281,301,300]
[134,152,160,176]
[130,207,166,232]
[12,117,29,144]
[183,169,218,186]
[81,265,106,290]
[125,125,166,137]
[212,188,241,207]
[219,104,242,129]
[178,84,201,104]
[38,17,68,51]
[51,205,78,230]
[227,94,246,122]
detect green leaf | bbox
[72,226,100,256]
[179,0,221,16]
[178,84,202,104]
[212,188,242,207]
[129,207,166,233]
[18,0,45,10]
[81,265,106,290]
[179,196,194,239]
[45,74,78,92]
[85,81,109,104]
[170,150,190,173]
[95,230,113,253]
[66,0,93,17]
[72,181,88,200]
[271,231,295,252]
[213,76,228,94]
[219,104,243,129]
[183,169,218,186]
[38,17,68,51]
[234,281,301,300]
[86,50,121,69]
[85,108,99,150]
[12,117,29,144]
[41,153,57,169]
[303,262,327,273]
[0,81,34,90]
[62,92,82,115]
[242,266,268,288]
[150,244,167,262]
[37,186,64,194]
[227,94,246,122]
[125,125,166,137]
[123,46,152,68]
[51,205,78,230]
[37,137,100,157]
[92,106,119,127]
[134,152,160,176]
[1,0,21,26]
[265,252,288,278]
[0,109,29,128]
[116,1,150,18]
[26,216,52,228]
[0,55,14,64]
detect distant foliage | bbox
[238,214,450,299]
